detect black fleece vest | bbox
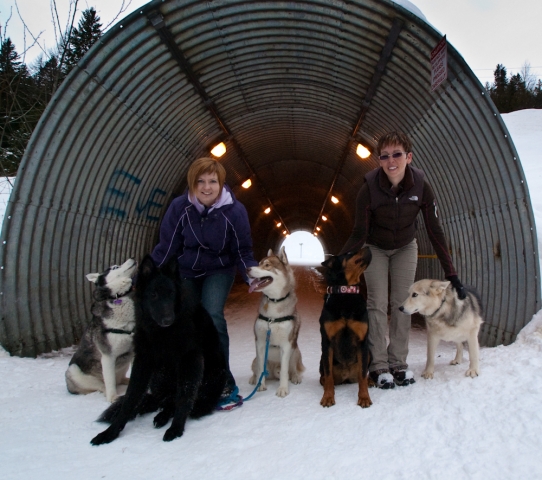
[364,166,425,250]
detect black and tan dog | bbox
[318,246,372,408]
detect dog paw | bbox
[290,374,302,384]
[357,396,372,408]
[465,369,479,378]
[421,371,434,379]
[153,411,171,429]
[163,426,183,442]
[449,359,461,365]
[320,395,335,407]
[276,386,289,397]
[257,384,267,392]
[106,393,119,403]
[248,375,257,385]
[90,427,120,446]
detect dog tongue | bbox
[248,278,264,293]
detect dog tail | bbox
[97,393,161,423]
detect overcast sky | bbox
[1,0,540,84]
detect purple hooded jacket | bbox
[151,184,258,281]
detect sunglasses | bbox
[378,152,407,161]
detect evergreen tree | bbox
[63,8,103,74]
[0,38,36,176]
[488,63,539,113]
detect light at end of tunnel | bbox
[276,222,282,228]
[331,196,339,204]
[241,179,252,188]
[264,207,271,214]
[356,143,371,159]
[322,215,328,221]
[211,142,226,157]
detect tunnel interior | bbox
[0,0,539,356]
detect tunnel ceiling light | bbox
[322,215,328,221]
[211,142,226,157]
[241,179,252,189]
[331,196,339,204]
[316,226,321,231]
[356,143,371,159]
[313,232,318,236]
[264,207,271,214]
[282,230,287,235]
[276,222,282,228]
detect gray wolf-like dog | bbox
[66,258,138,402]
[399,279,483,379]
[247,247,305,397]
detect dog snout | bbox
[158,315,175,327]
[399,306,404,312]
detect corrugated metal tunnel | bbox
[0,0,539,356]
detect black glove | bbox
[446,275,466,300]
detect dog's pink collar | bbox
[326,286,360,294]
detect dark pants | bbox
[182,274,236,388]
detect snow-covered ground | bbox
[1,110,542,480]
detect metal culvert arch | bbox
[0,0,539,356]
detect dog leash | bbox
[242,326,271,401]
[219,323,272,409]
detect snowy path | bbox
[2,265,542,479]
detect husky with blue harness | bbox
[247,247,305,397]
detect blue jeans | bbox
[182,274,236,387]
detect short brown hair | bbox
[376,131,413,155]
[186,157,226,195]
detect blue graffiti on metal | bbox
[100,170,166,221]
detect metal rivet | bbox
[504,135,507,138]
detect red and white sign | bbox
[430,35,447,91]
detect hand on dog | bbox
[447,275,466,300]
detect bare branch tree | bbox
[520,62,537,91]
[103,1,134,30]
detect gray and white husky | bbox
[247,247,305,397]
[399,279,483,379]
[65,258,138,402]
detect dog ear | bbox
[162,256,179,279]
[86,272,99,283]
[267,248,274,257]
[430,280,450,294]
[138,255,157,280]
[278,246,289,265]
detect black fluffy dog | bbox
[91,255,227,445]
[318,246,372,408]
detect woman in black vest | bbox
[341,131,465,389]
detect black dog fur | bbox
[318,246,373,408]
[91,255,227,445]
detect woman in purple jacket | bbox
[151,157,258,401]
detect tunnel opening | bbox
[280,230,326,265]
